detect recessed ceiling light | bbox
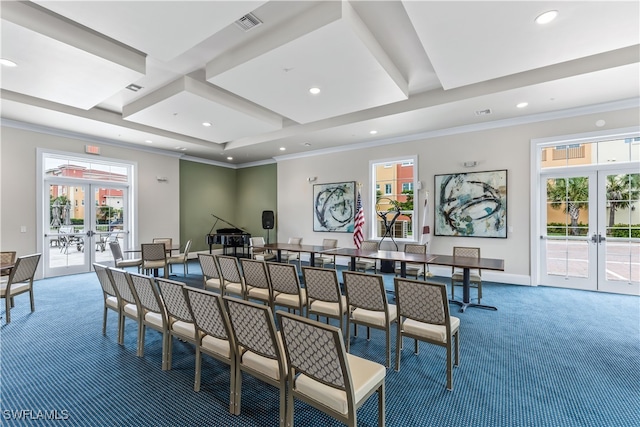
[125,83,142,92]
[227,156,233,160]
[202,122,212,127]
[175,147,187,151]
[535,10,558,25]
[516,102,529,108]
[0,58,17,67]
[309,87,321,95]
[369,130,378,135]
[279,147,286,151]
[145,140,153,144]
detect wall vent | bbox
[235,13,262,31]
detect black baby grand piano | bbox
[206,214,251,257]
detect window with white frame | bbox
[370,156,417,241]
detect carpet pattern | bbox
[1,260,639,426]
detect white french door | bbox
[44,181,130,277]
[540,167,639,294]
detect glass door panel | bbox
[541,174,597,290]
[599,170,640,293]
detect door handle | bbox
[86,230,95,237]
[591,233,606,244]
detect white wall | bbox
[276,107,640,285]
[0,126,180,274]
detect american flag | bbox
[353,189,364,249]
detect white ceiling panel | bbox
[207,1,408,124]
[33,1,267,61]
[123,75,282,143]
[404,1,640,89]
[1,2,145,110]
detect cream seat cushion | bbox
[105,295,119,309]
[351,304,397,327]
[0,282,30,297]
[274,289,306,308]
[310,295,347,317]
[225,281,244,295]
[295,353,385,415]
[172,319,196,340]
[241,333,286,380]
[205,278,221,291]
[247,286,270,300]
[452,272,481,282]
[201,335,231,359]
[144,260,166,269]
[402,316,460,343]
[123,303,138,317]
[144,311,164,328]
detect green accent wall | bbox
[179,160,277,253]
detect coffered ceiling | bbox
[1,1,639,166]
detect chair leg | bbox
[194,347,202,392]
[5,297,10,324]
[385,328,391,368]
[346,318,352,353]
[102,306,108,335]
[279,384,286,427]
[234,367,242,416]
[446,342,453,391]
[117,314,125,345]
[395,323,402,372]
[378,383,386,427]
[161,331,170,371]
[136,323,144,357]
[29,288,35,312]
[139,325,146,357]
[414,339,419,355]
[454,330,460,367]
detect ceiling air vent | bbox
[235,13,262,31]
[475,108,492,116]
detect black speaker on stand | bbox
[262,210,275,244]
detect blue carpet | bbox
[1,260,639,426]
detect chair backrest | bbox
[128,272,165,317]
[183,239,192,256]
[198,253,220,280]
[1,251,16,265]
[288,237,302,245]
[216,255,243,284]
[360,241,379,251]
[404,243,426,255]
[240,258,271,291]
[142,243,166,262]
[153,238,172,250]
[250,237,266,247]
[323,238,338,248]
[394,277,449,326]
[277,311,351,396]
[108,267,136,306]
[109,241,124,263]
[6,253,41,285]
[156,278,193,323]
[267,262,301,295]
[452,246,481,275]
[302,267,341,303]
[224,297,282,362]
[185,287,230,341]
[94,263,117,298]
[342,271,388,312]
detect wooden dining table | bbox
[251,243,338,267]
[334,248,504,313]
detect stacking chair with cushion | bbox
[152,237,173,250]
[240,258,272,306]
[394,243,427,279]
[224,297,287,425]
[250,237,276,262]
[451,246,483,303]
[109,241,142,272]
[394,277,460,390]
[315,238,338,268]
[1,253,41,324]
[348,240,379,273]
[107,267,141,347]
[94,263,120,337]
[156,278,197,370]
[277,311,386,427]
[280,237,302,268]
[141,243,168,278]
[267,262,306,316]
[0,251,16,277]
[168,239,192,276]
[342,271,397,368]
[216,255,246,299]
[301,266,347,334]
[128,272,170,370]
[198,253,222,293]
[185,287,235,411]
